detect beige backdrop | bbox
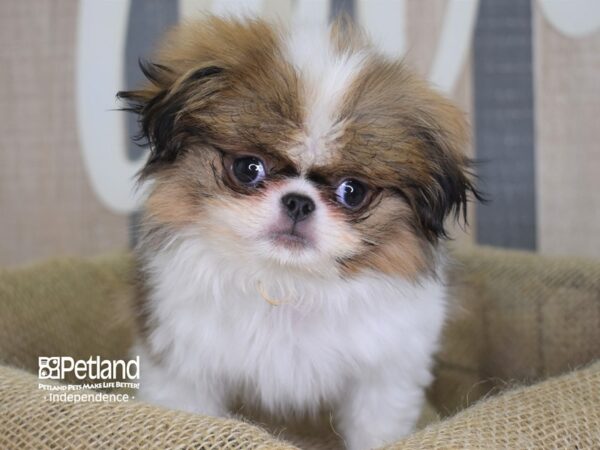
[534,4,600,258]
[1,0,599,267]
[0,0,128,267]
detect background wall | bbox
[1,0,599,267]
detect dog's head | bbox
[119,17,480,279]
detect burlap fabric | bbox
[432,245,600,415]
[391,360,600,449]
[0,365,297,449]
[0,246,599,449]
[0,254,135,385]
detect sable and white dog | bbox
[119,16,479,450]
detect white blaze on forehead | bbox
[284,28,368,168]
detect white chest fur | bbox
[136,235,447,447]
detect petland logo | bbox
[38,356,140,403]
[39,356,139,380]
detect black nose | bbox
[281,193,315,222]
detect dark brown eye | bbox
[232,156,266,185]
[335,179,368,209]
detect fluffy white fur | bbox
[135,226,447,450]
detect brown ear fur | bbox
[118,62,225,178]
[405,90,482,241]
[117,17,288,179]
[338,58,482,242]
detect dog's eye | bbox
[232,156,266,185]
[335,179,368,209]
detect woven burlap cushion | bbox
[432,246,600,416]
[1,361,598,449]
[392,360,600,449]
[0,365,298,449]
[1,246,599,449]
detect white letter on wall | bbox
[76,0,145,214]
[538,0,600,38]
[428,0,479,94]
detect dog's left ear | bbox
[118,61,224,179]
[406,96,483,242]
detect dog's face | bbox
[120,17,479,279]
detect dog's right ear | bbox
[117,60,224,179]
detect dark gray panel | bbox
[125,0,179,161]
[330,0,354,20]
[473,0,536,250]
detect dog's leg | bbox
[336,370,426,450]
[136,347,228,416]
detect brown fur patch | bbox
[329,54,479,243]
[119,17,304,178]
[303,44,479,276]
[341,232,432,279]
[145,173,202,227]
[335,194,433,280]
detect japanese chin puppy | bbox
[119,16,480,450]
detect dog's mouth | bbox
[268,230,313,250]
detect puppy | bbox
[119,16,479,450]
